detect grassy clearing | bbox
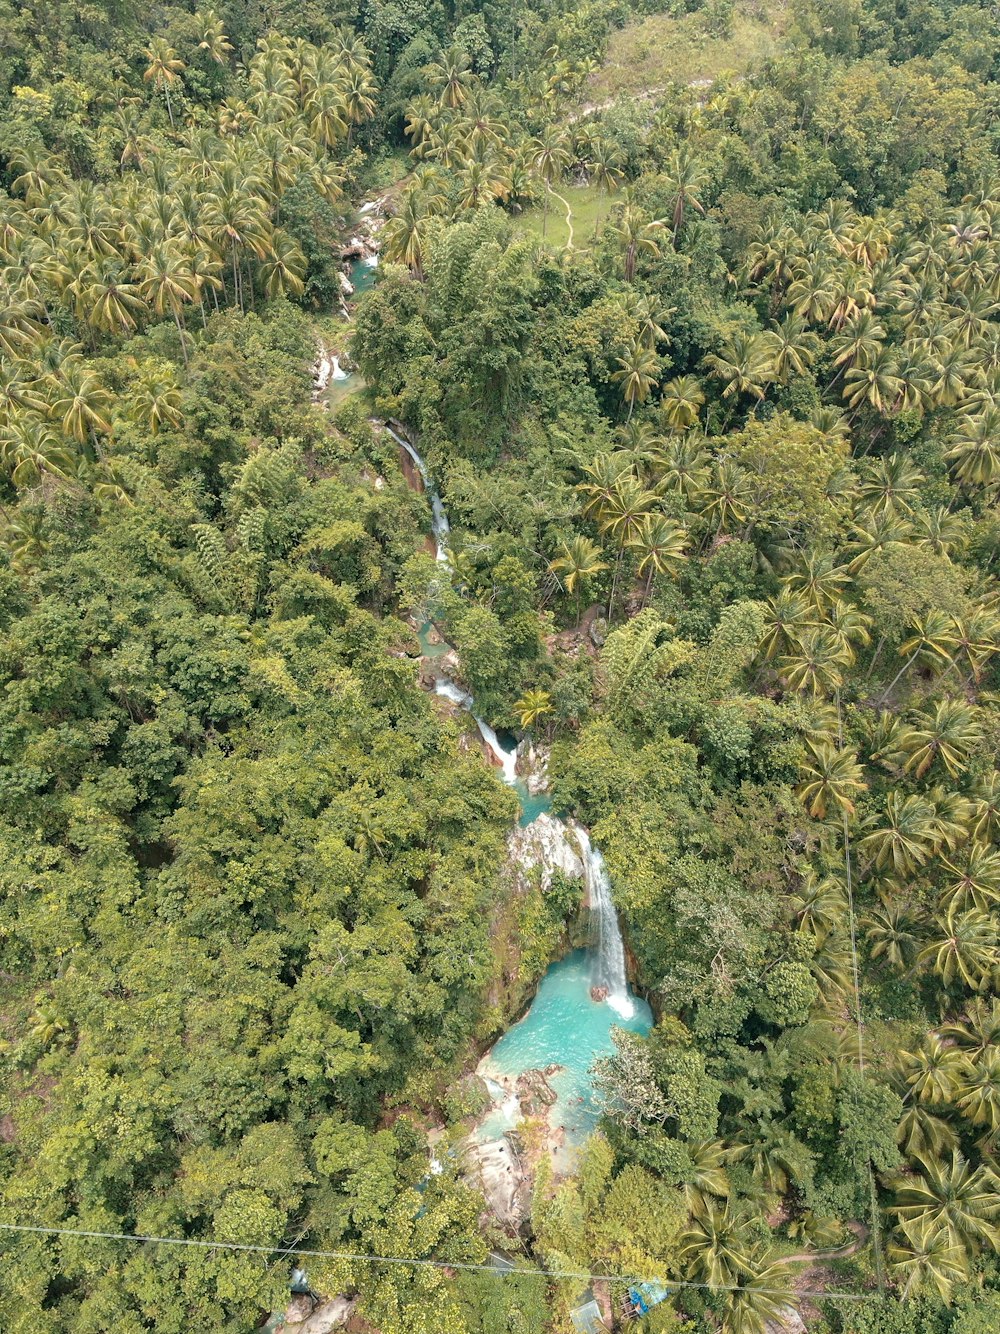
[517,181,613,249]
[582,0,788,104]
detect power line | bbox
[0,1222,870,1301]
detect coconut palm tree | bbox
[861,792,939,875]
[897,1033,967,1106]
[864,899,921,973]
[598,474,658,615]
[954,1049,1000,1134]
[789,871,847,942]
[779,626,849,698]
[586,138,623,236]
[890,1150,1000,1254]
[0,413,77,488]
[703,332,771,405]
[663,145,707,247]
[548,536,607,625]
[530,129,571,239]
[514,688,554,733]
[796,740,866,820]
[427,44,472,109]
[917,905,999,992]
[678,1204,756,1287]
[47,360,113,447]
[758,587,812,661]
[628,511,687,605]
[612,203,665,283]
[659,375,705,433]
[897,699,980,781]
[612,339,660,420]
[946,407,1000,494]
[888,1219,970,1302]
[760,312,820,383]
[144,38,185,129]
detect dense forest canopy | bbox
[0,0,999,1331]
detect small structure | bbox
[570,1298,606,1333]
[621,1281,670,1320]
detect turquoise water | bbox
[478,951,652,1159]
[417,620,450,660]
[349,257,377,296]
[514,781,552,826]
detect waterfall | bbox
[331,355,349,381]
[389,420,633,1015]
[386,427,451,566]
[574,826,635,1019]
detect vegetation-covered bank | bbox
[1,0,1000,1330]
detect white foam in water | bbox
[331,355,349,381]
[364,253,379,267]
[573,826,635,1019]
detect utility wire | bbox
[0,1222,870,1301]
[836,689,886,1293]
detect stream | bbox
[385,425,651,1178]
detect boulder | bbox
[280,1296,356,1334]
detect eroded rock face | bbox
[463,1137,530,1227]
[279,1296,356,1334]
[507,813,584,890]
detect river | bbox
[385,425,651,1172]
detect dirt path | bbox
[784,1221,869,1266]
[548,186,574,247]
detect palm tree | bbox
[586,138,623,236]
[946,407,1000,494]
[864,900,921,972]
[897,1033,966,1105]
[382,190,432,280]
[760,312,820,383]
[260,229,306,299]
[678,1205,756,1287]
[940,997,1000,1058]
[888,1219,969,1302]
[130,363,183,435]
[896,699,979,781]
[789,871,847,942]
[136,241,199,365]
[427,44,472,109]
[704,458,752,535]
[861,792,939,876]
[779,626,849,698]
[530,130,571,239]
[890,1150,1000,1254]
[514,688,554,733]
[0,414,77,489]
[195,8,233,63]
[612,339,660,420]
[758,587,812,661]
[955,1049,1000,1134]
[342,64,377,144]
[663,145,707,247]
[659,375,705,433]
[720,1256,797,1334]
[703,332,771,406]
[598,474,658,616]
[879,608,956,698]
[144,37,185,129]
[548,536,607,625]
[627,511,686,605]
[796,740,866,819]
[612,203,665,282]
[47,361,113,447]
[918,905,998,992]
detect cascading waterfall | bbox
[573,826,635,1019]
[387,422,634,1014]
